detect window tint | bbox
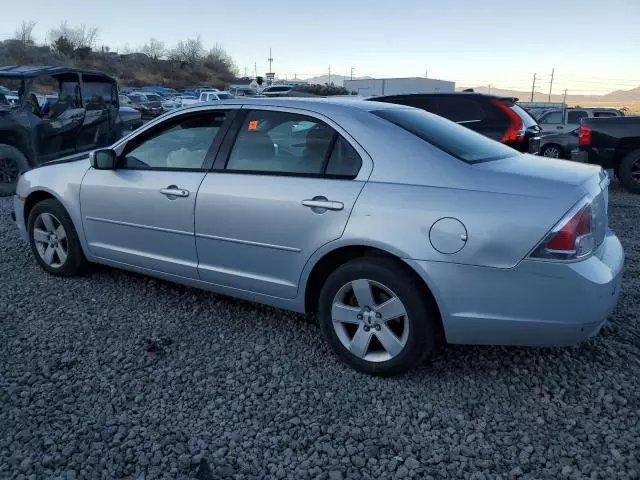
[431,97,486,123]
[374,108,518,164]
[539,111,563,124]
[593,111,617,118]
[121,112,227,170]
[226,111,337,175]
[326,136,362,177]
[567,110,588,124]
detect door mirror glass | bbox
[91,149,117,169]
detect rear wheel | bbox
[618,149,640,194]
[318,257,436,376]
[541,144,563,159]
[27,199,87,276]
[0,144,30,196]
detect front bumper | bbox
[411,232,624,347]
[13,195,28,242]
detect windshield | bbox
[217,93,234,100]
[374,108,519,164]
[129,94,148,103]
[0,78,22,107]
[145,94,162,101]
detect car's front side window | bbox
[120,111,228,170]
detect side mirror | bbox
[90,149,117,169]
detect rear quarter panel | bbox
[342,181,582,269]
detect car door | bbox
[80,108,236,278]
[538,110,564,133]
[194,107,371,298]
[77,75,119,152]
[33,73,85,161]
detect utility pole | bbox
[350,66,355,81]
[562,88,568,104]
[328,64,331,85]
[254,62,257,78]
[268,48,273,75]
[425,69,428,78]
[530,73,537,102]
[548,68,555,103]
[488,84,492,94]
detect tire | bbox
[318,257,436,376]
[618,149,640,194]
[540,144,563,159]
[27,198,87,276]
[0,144,30,197]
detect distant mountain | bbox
[303,75,372,86]
[460,85,640,105]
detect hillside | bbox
[460,85,640,107]
[0,39,236,89]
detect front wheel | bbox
[318,258,436,376]
[541,144,563,159]
[27,199,87,276]
[0,144,30,196]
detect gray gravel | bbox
[1,186,640,480]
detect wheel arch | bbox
[0,130,35,165]
[303,243,445,339]
[615,140,640,165]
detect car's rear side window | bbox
[373,108,518,164]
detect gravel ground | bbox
[1,186,639,480]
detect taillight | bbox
[578,125,592,146]
[491,99,525,143]
[531,200,595,260]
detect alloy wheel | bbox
[33,212,68,268]
[542,146,561,158]
[331,279,409,362]
[0,157,20,184]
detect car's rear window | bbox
[373,108,519,164]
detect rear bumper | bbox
[411,232,624,347]
[572,148,617,169]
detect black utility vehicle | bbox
[0,65,120,195]
[369,93,542,154]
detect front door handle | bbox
[302,197,344,211]
[160,185,190,198]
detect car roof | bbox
[0,65,116,81]
[178,96,406,115]
[370,92,520,102]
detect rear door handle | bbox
[160,185,190,198]
[302,197,344,211]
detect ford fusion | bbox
[13,98,624,376]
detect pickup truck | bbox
[572,116,640,193]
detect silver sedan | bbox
[13,98,624,376]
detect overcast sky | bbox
[2,0,639,94]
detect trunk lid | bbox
[473,153,602,198]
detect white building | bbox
[344,77,455,97]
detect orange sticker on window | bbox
[248,120,259,131]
